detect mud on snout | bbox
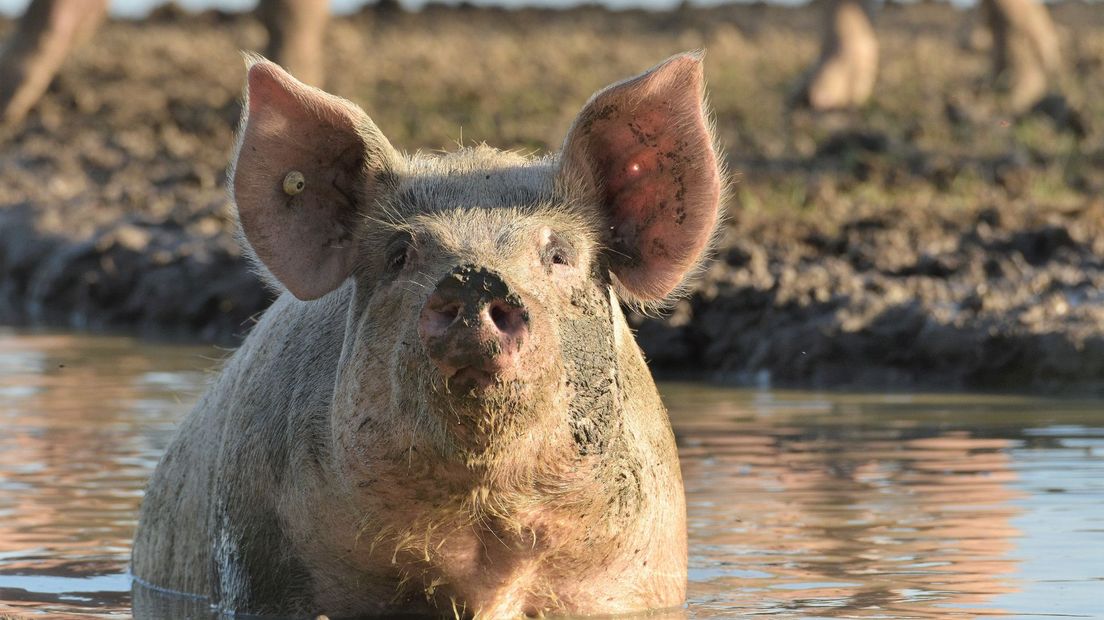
[417,264,550,399]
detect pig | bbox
[131,51,723,619]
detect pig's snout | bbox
[418,265,530,389]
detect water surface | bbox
[1,331,1102,618]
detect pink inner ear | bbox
[233,61,380,301]
[246,62,356,138]
[564,55,721,302]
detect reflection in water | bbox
[1,331,1103,618]
[675,402,1022,617]
[0,331,211,617]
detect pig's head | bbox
[230,53,722,474]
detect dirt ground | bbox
[2,1,1104,392]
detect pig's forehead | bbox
[394,148,556,213]
[407,203,597,252]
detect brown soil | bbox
[2,1,1103,392]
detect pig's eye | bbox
[542,234,576,271]
[386,244,411,273]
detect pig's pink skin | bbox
[133,53,722,619]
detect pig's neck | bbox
[347,421,640,614]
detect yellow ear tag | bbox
[283,171,306,196]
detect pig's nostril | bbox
[488,301,526,337]
[490,305,509,330]
[439,303,461,321]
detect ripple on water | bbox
[0,332,1103,618]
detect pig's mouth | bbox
[425,338,541,400]
[423,346,556,446]
[428,335,526,398]
[445,365,499,394]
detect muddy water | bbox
[0,331,1102,619]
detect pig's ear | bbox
[231,59,402,300]
[557,52,723,304]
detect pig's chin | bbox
[425,365,552,441]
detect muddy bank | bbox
[2,3,1104,391]
[633,193,1104,393]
